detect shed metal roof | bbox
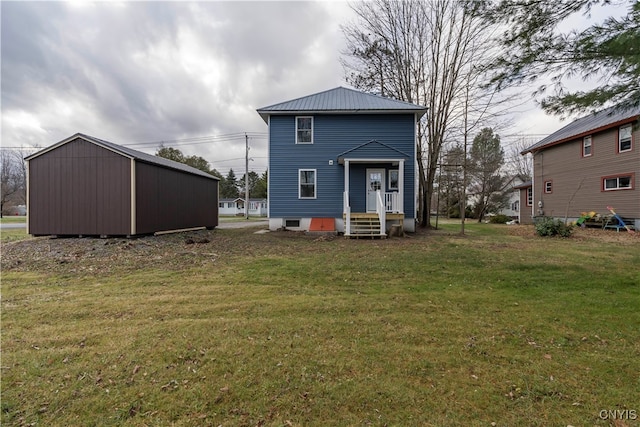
[257,86,427,123]
[26,133,219,180]
[523,105,640,154]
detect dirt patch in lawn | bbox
[1,228,301,275]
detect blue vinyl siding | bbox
[269,114,416,218]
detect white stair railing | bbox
[376,190,386,235]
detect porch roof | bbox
[337,140,410,164]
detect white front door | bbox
[366,169,385,212]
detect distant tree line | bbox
[156,147,267,199]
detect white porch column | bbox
[344,159,350,195]
[344,159,351,235]
[398,159,404,213]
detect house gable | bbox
[27,136,133,235]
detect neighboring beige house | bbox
[521,106,639,229]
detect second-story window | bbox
[619,124,632,152]
[544,180,553,194]
[583,136,592,157]
[296,117,313,144]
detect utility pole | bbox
[245,133,250,220]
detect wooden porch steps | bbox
[344,213,386,239]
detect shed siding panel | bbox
[135,162,218,234]
[269,114,416,217]
[28,138,131,235]
[532,122,639,221]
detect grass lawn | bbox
[0,228,30,244]
[0,216,26,224]
[2,223,639,426]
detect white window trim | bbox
[388,169,399,190]
[296,116,313,144]
[603,174,633,191]
[619,124,632,152]
[299,169,317,199]
[583,135,592,157]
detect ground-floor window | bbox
[299,169,316,199]
[603,173,634,191]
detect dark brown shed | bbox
[25,133,219,236]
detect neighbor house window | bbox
[219,202,225,208]
[299,169,316,198]
[603,173,634,191]
[619,124,632,152]
[583,136,592,157]
[512,200,519,211]
[388,170,399,190]
[296,116,313,144]
[544,180,553,194]
[526,187,532,206]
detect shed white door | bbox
[366,169,385,212]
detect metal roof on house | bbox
[523,105,640,154]
[257,86,427,123]
[26,133,219,180]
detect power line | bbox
[124,132,267,148]
[1,132,268,151]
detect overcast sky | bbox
[0,1,626,175]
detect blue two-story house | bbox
[257,87,427,236]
